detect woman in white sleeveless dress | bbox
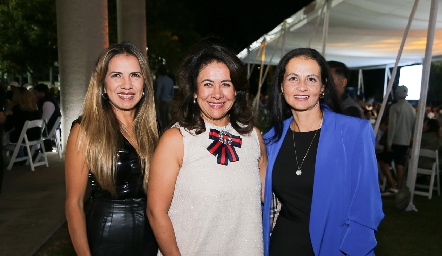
[147,38,267,256]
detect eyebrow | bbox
[285,73,320,79]
[108,71,142,75]
[199,79,232,84]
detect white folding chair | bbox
[42,116,62,161]
[5,119,49,171]
[414,149,440,199]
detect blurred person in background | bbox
[4,87,41,143]
[34,83,61,133]
[0,81,8,193]
[154,65,174,131]
[327,60,364,118]
[383,85,415,194]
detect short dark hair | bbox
[425,118,440,134]
[327,60,350,80]
[34,83,49,95]
[174,37,253,135]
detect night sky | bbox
[190,0,314,53]
[188,0,386,100]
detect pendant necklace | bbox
[292,129,318,175]
[292,111,323,175]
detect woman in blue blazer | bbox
[262,48,384,255]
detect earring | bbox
[193,98,196,104]
[320,91,325,99]
[101,92,109,100]
[142,91,145,97]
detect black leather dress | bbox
[86,135,158,256]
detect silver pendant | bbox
[296,170,302,175]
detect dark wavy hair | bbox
[267,48,343,141]
[173,38,253,135]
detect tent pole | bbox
[406,0,439,212]
[309,0,327,47]
[358,69,365,100]
[321,0,331,56]
[262,23,286,83]
[253,40,267,115]
[247,49,251,79]
[373,0,420,135]
[383,67,391,98]
[247,40,265,80]
[281,22,287,57]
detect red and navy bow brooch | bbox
[207,129,242,165]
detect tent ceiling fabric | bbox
[238,0,442,68]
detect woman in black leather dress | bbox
[65,42,159,256]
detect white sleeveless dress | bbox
[159,122,263,256]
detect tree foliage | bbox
[146,0,201,78]
[0,0,57,82]
[0,0,201,83]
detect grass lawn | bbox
[35,193,442,255]
[376,193,442,255]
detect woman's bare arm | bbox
[255,127,268,202]
[65,124,91,256]
[147,128,183,256]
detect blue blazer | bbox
[263,106,384,256]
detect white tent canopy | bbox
[238,0,442,69]
[239,0,441,212]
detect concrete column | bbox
[116,0,147,56]
[56,0,108,152]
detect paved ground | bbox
[0,152,65,256]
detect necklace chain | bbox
[292,130,318,175]
[118,121,139,151]
[291,111,324,175]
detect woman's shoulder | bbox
[263,126,275,140]
[169,121,199,136]
[263,118,291,137]
[156,127,184,156]
[328,110,370,125]
[325,110,373,135]
[160,126,183,142]
[70,116,82,130]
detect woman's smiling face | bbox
[281,56,324,114]
[194,61,236,126]
[104,54,144,112]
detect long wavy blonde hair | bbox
[78,42,158,193]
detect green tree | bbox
[146,0,201,77]
[0,0,201,84]
[0,0,57,83]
